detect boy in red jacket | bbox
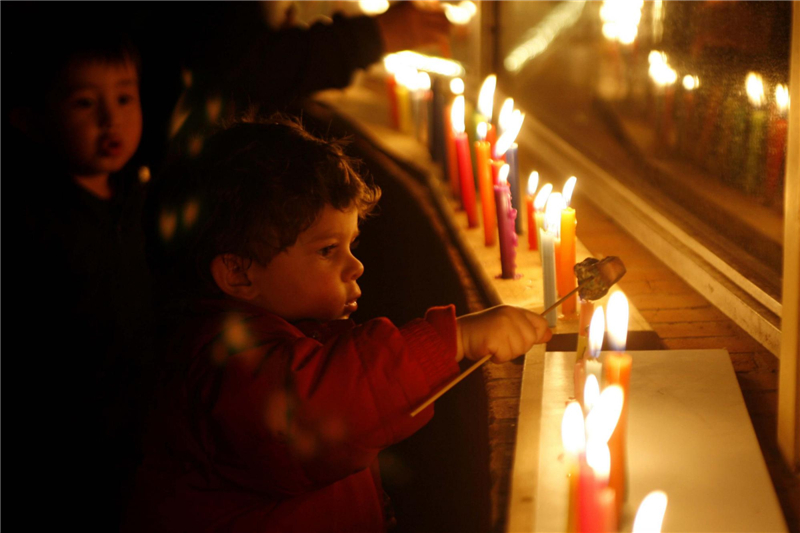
[125,115,551,532]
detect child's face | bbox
[247,205,364,322]
[46,59,142,178]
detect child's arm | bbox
[456,305,553,363]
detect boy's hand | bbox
[456,305,553,363]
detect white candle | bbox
[541,196,560,327]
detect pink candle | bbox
[452,96,478,228]
[494,165,518,279]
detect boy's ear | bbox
[210,254,259,301]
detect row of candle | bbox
[563,291,668,532]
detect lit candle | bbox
[476,74,497,151]
[582,374,600,414]
[585,306,604,393]
[534,183,553,261]
[766,84,790,200]
[526,172,539,251]
[743,72,767,195]
[494,165,518,279]
[562,401,585,533]
[579,438,610,533]
[394,66,416,136]
[445,78,464,203]
[496,97,515,162]
[475,123,497,246]
[605,291,632,521]
[575,298,595,360]
[584,386,624,532]
[541,196,560,326]
[632,491,668,533]
[502,110,525,235]
[558,177,578,316]
[452,96,478,228]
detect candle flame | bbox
[359,0,389,15]
[394,66,418,89]
[478,74,497,119]
[450,77,465,95]
[544,192,564,236]
[588,306,605,359]
[776,83,790,112]
[583,374,600,413]
[383,55,400,75]
[494,110,525,158]
[600,0,644,45]
[607,291,629,352]
[682,74,699,91]
[561,401,586,456]
[746,72,765,107]
[444,1,477,25]
[497,164,510,185]
[562,176,577,207]
[585,438,611,480]
[534,183,553,212]
[527,171,539,196]
[477,122,488,141]
[384,51,465,77]
[451,95,465,134]
[648,50,676,86]
[632,491,669,533]
[498,98,515,134]
[585,385,624,443]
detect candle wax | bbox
[396,84,412,136]
[540,228,558,327]
[455,131,478,228]
[445,104,461,205]
[558,207,577,316]
[505,144,523,234]
[494,181,519,279]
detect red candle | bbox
[444,104,461,205]
[452,96,478,228]
[526,172,539,251]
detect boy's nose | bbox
[348,255,364,281]
[98,100,118,127]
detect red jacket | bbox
[123,300,460,532]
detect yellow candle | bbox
[475,125,496,246]
[558,177,578,316]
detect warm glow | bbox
[648,51,677,86]
[417,71,432,91]
[561,401,586,456]
[583,374,600,413]
[600,0,644,45]
[394,66,419,89]
[498,98,515,133]
[497,164,510,186]
[477,74,497,120]
[632,491,669,533]
[589,306,605,358]
[534,183,553,212]
[682,74,700,91]
[504,1,586,72]
[746,72,765,107]
[585,438,611,480]
[384,51,465,77]
[444,1,477,25]
[477,121,488,141]
[544,192,564,236]
[527,171,539,196]
[494,111,525,158]
[359,0,389,15]
[451,95,465,134]
[562,176,577,207]
[775,83,790,112]
[585,385,624,443]
[450,77,465,95]
[607,291,629,352]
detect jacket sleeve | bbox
[205,306,460,497]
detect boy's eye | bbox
[319,244,337,257]
[73,97,95,109]
[118,93,136,106]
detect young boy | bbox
[7,22,152,530]
[124,116,551,532]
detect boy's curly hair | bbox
[148,113,381,298]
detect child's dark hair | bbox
[149,113,381,298]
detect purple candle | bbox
[494,165,519,279]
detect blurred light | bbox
[607,291,629,352]
[583,374,600,413]
[544,192,565,236]
[359,0,389,15]
[159,209,177,242]
[182,199,199,229]
[444,1,476,25]
[600,0,644,45]
[632,491,669,533]
[477,121,488,141]
[494,110,524,158]
[585,385,624,443]
[504,1,586,72]
[746,72,765,107]
[498,98,515,134]
[648,51,677,86]
[776,84,791,112]
[589,306,605,358]
[451,95,466,134]
[138,166,151,184]
[682,74,700,91]
[534,183,553,212]
[384,51,465,77]
[417,71,432,91]
[497,164,510,186]
[561,401,586,456]
[450,77,465,95]
[585,438,611,480]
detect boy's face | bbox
[45,59,142,179]
[247,205,364,322]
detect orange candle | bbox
[475,124,496,246]
[490,159,504,186]
[558,177,578,317]
[604,292,632,523]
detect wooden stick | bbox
[409,283,590,417]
